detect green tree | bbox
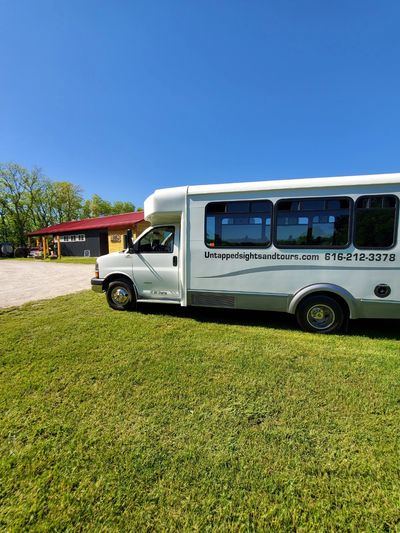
[0,161,141,246]
[0,163,38,245]
[26,172,56,229]
[111,201,135,214]
[82,194,113,218]
[0,163,85,246]
[82,195,136,218]
[51,181,83,223]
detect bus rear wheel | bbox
[296,295,345,334]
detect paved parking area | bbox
[0,260,94,308]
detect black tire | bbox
[106,280,136,311]
[1,243,13,257]
[295,294,345,334]
[14,247,29,258]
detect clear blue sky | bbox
[1,0,399,208]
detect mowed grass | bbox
[1,293,400,531]
[45,256,97,264]
[1,256,97,264]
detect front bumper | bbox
[91,278,104,293]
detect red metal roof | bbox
[29,212,145,236]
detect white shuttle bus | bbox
[91,173,400,333]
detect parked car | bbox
[27,247,43,258]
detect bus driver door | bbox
[131,225,180,301]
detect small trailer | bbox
[91,173,400,333]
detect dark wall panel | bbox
[58,229,105,257]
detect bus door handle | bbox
[173,255,178,267]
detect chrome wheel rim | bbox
[111,287,130,305]
[306,304,335,330]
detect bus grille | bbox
[189,292,235,308]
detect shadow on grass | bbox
[137,303,400,341]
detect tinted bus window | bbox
[276,197,351,248]
[354,195,398,248]
[206,200,272,248]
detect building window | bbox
[354,195,398,249]
[275,197,351,248]
[60,234,86,242]
[205,200,272,248]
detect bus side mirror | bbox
[126,229,135,253]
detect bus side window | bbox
[354,195,398,249]
[205,200,272,248]
[275,197,351,248]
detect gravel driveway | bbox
[0,260,94,308]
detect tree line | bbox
[0,162,141,246]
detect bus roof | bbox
[187,172,400,196]
[144,172,400,223]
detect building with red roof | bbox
[29,212,149,257]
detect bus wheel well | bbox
[103,274,135,293]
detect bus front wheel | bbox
[295,295,345,334]
[106,280,136,311]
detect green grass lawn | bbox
[1,292,399,531]
[1,256,97,264]
[45,256,97,264]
